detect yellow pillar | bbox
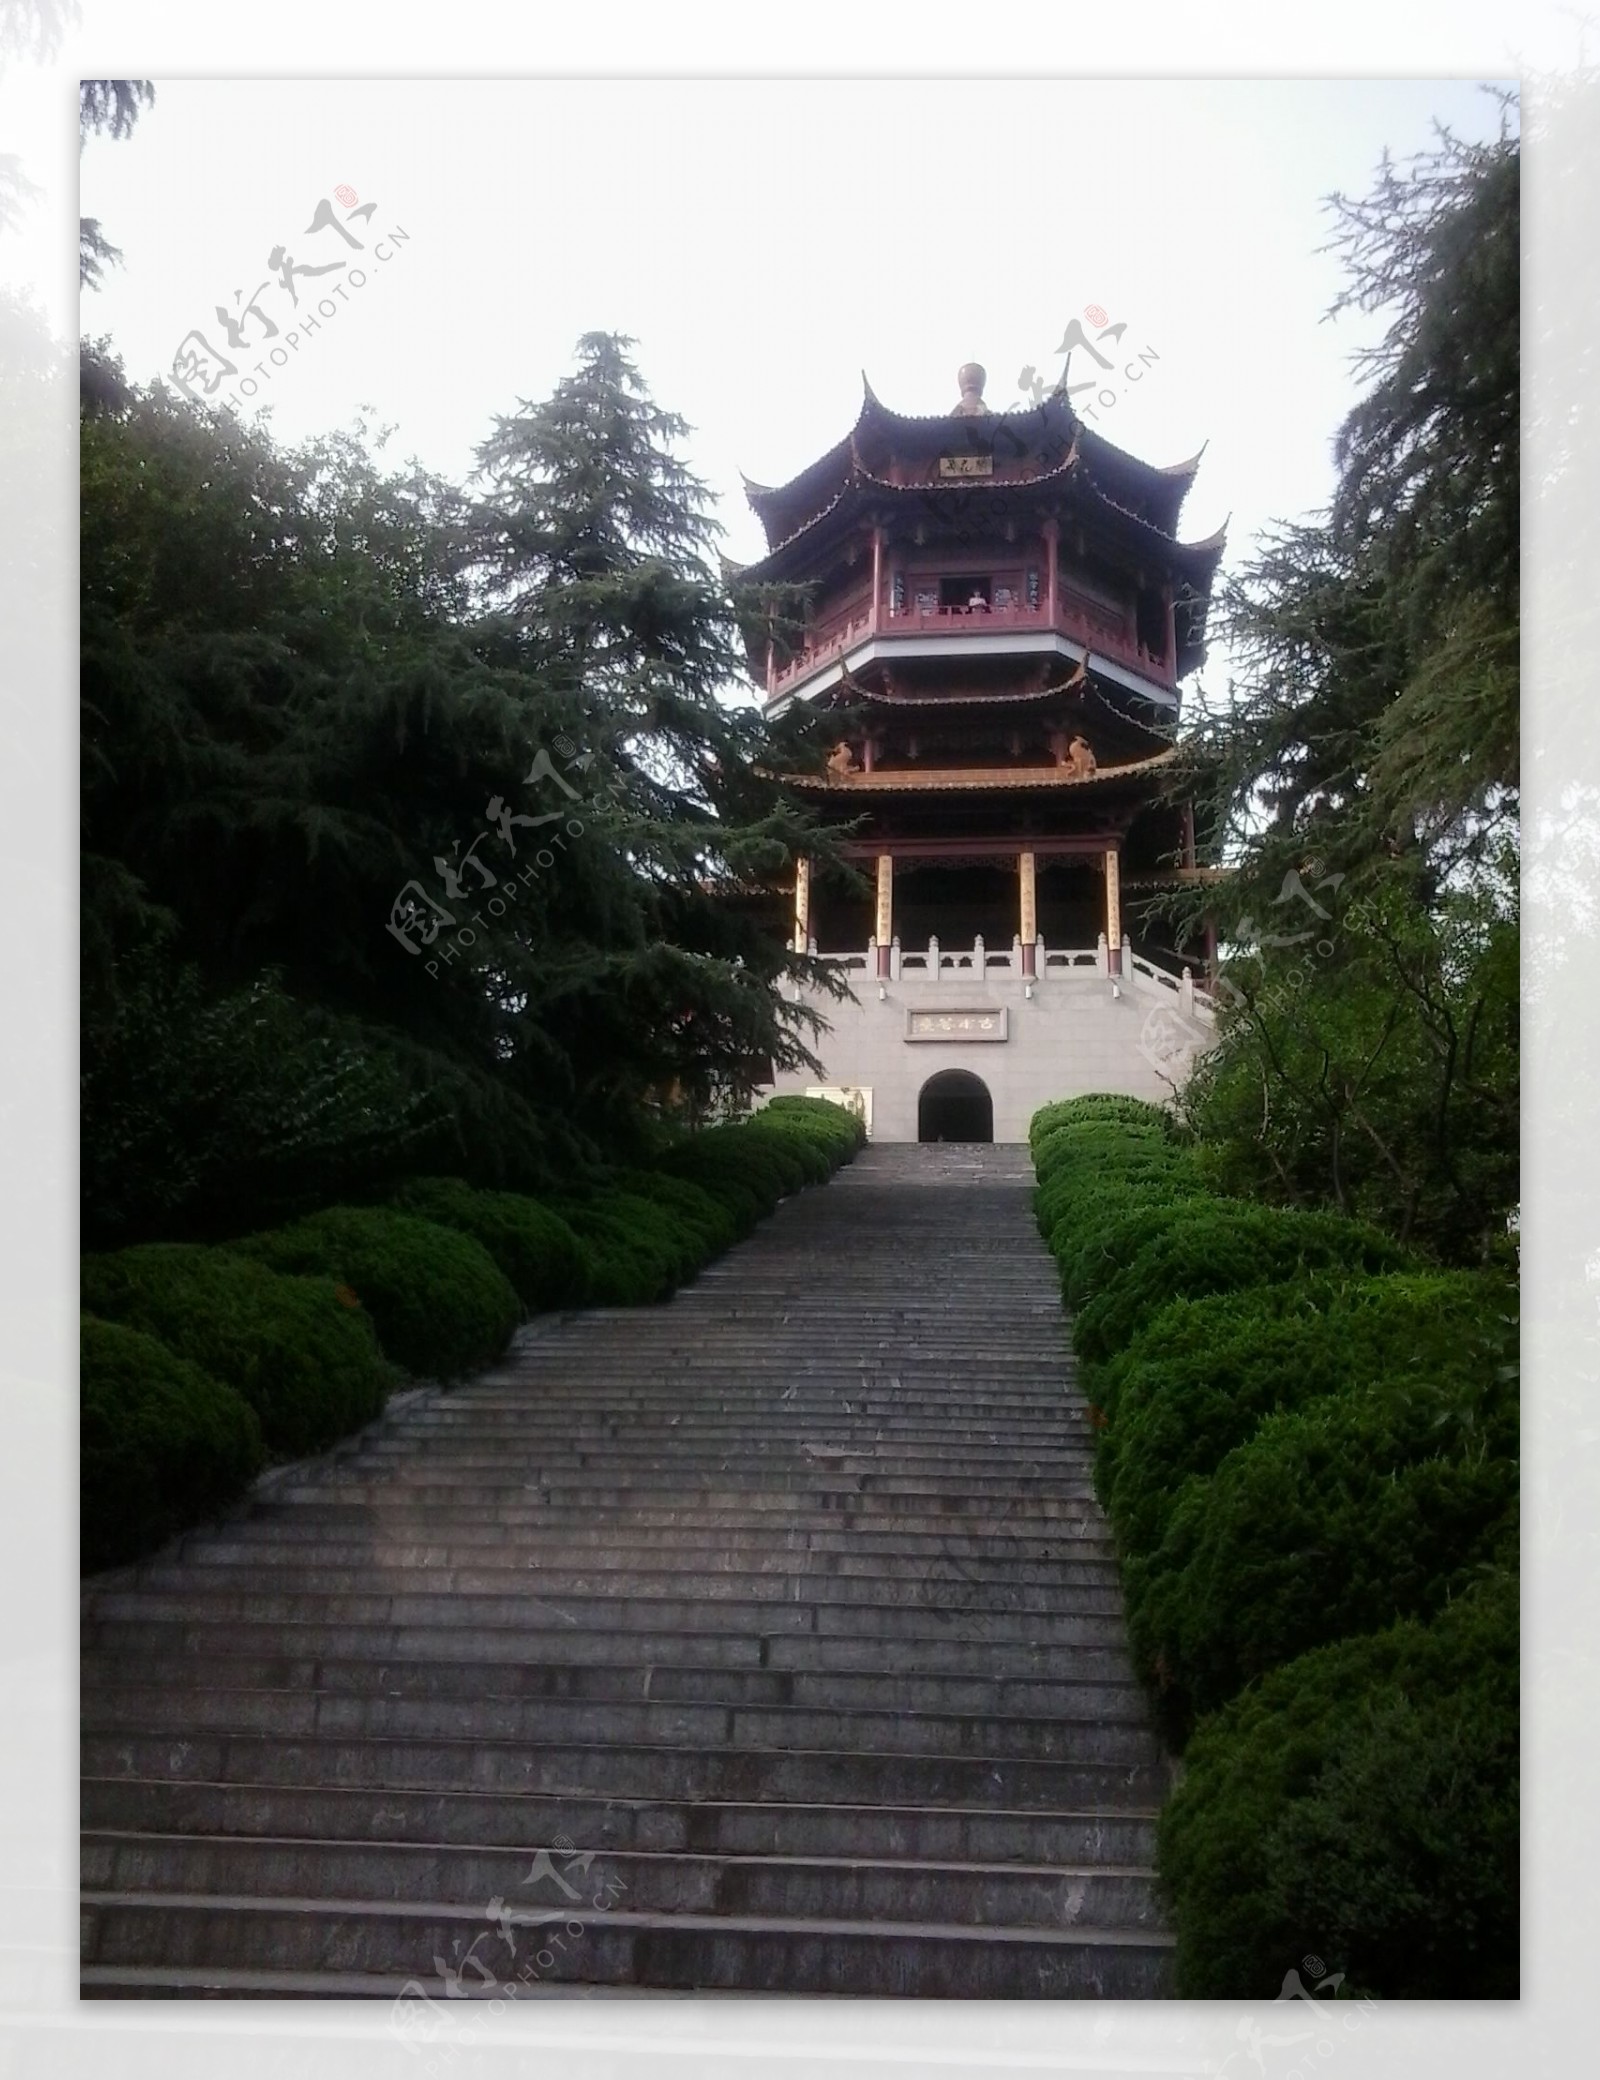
[792,854,811,953]
[1019,850,1037,976]
[875,853,894,978]
[1104,846,1122,973]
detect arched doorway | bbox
[918,1069,994,1143]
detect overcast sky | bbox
[68,76,1515,659]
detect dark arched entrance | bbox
[918,1069,994,1143]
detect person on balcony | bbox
[967,587,989,614]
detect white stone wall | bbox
[764,961,1217,1143]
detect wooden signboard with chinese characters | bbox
[937,454,993,478]
[904,1008,1008,1041]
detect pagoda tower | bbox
[744,363,1224,1143]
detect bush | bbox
[1030,1094,1171,1148]
[80,1243,392,1456]
[1052,1189,1215,1312]
[615,1170,741,1257]
[1071,1203,1412,1366]
[1097,1271,1515,1557]
[1127,1365,1517,1742]
[655,1126,791,1224]
[1157,1569,1518,1997]
[761,1094,866,1161]
[389,1177,590,1312]
[551,1189,697,1305]
[81,1313,263,1573]
[238,1207,520,1379]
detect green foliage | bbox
[80,335,852,1241]
[1071,1203,1410,1365]
[79,1243,391,1456]
[1184,872,1519,1267]
[762,1093,868,1145]
[80,1313,262,1574]
[1097,1270,1514,1555]
[238,1207,519,1380]
[81,948,439,1248]
[1128,1380,1516,1745]
[1029,1094,1171,1147]
[1171,125,1520,1269]
[614,1170,741,1258]
[549,1189,688,1306]
[1158,1570,1518,1997]
[389,1177,590,1311]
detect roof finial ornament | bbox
[951,362,988,416]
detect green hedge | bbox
[1127,1377,1517,1744]
[80,1243,392,1456]
[238,1206,520,1379]
[1071,1203,1412,1366]
[615,1170,741,1257]
[1030,1094,1171,1146]
[1028,1102,1519,1996]
[551,1187,699,1305]
[81,1314,263,1574]
[1158,1569,1519,1998]
[1097,1270,1515,1558]
[389,1177,590,1312]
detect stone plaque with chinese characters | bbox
[904,1007,1008,1042]
[937,454,993,478]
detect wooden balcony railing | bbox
[767,595,1173,698]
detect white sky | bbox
[65,76,1516,626]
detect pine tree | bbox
[466,331,844,1124]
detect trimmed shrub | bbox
[238,1207,520,1379]
[81,1313,263,1573]
[762,1094,867,1161]
[1127,1362,1517,1742]
[615,1170,741,1258]
[1030,1094,1171,1148]
[80,1243,391,1456]
[389,1177,590,1312]
[551,1189,698,1305]
[1157,1568,1519,1998]
[655,1129,788,1224]
[1071,1203,1412,1366]
[1098,1271,1515,1556]
[739,1122,827,1189]
[1052,1188,1214,1311]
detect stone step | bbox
[80,1684,1164,1765]
[269,1481,1099,1513]
[80,1892,1174,1996]
[81,1647,1149,1721]
[348,1441,1097,1472]
[83,1731,1169,1808]
[214,1512,1119,1558]
[81,1782,1160,1866]
[90,1582,1132,1643]
[248,1494,1098,1536]
[78,1888,1173,1996]
[82,1616,1138,1682]
[156,1541,1124,1594]
[80,1143,1169,1997]
[82,1832,1164,1928]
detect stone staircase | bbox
[80,1143,1175,1998]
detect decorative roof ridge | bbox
[786,745,1181,793]
[1183,514,1231,555]
[1157,442,1208,477]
